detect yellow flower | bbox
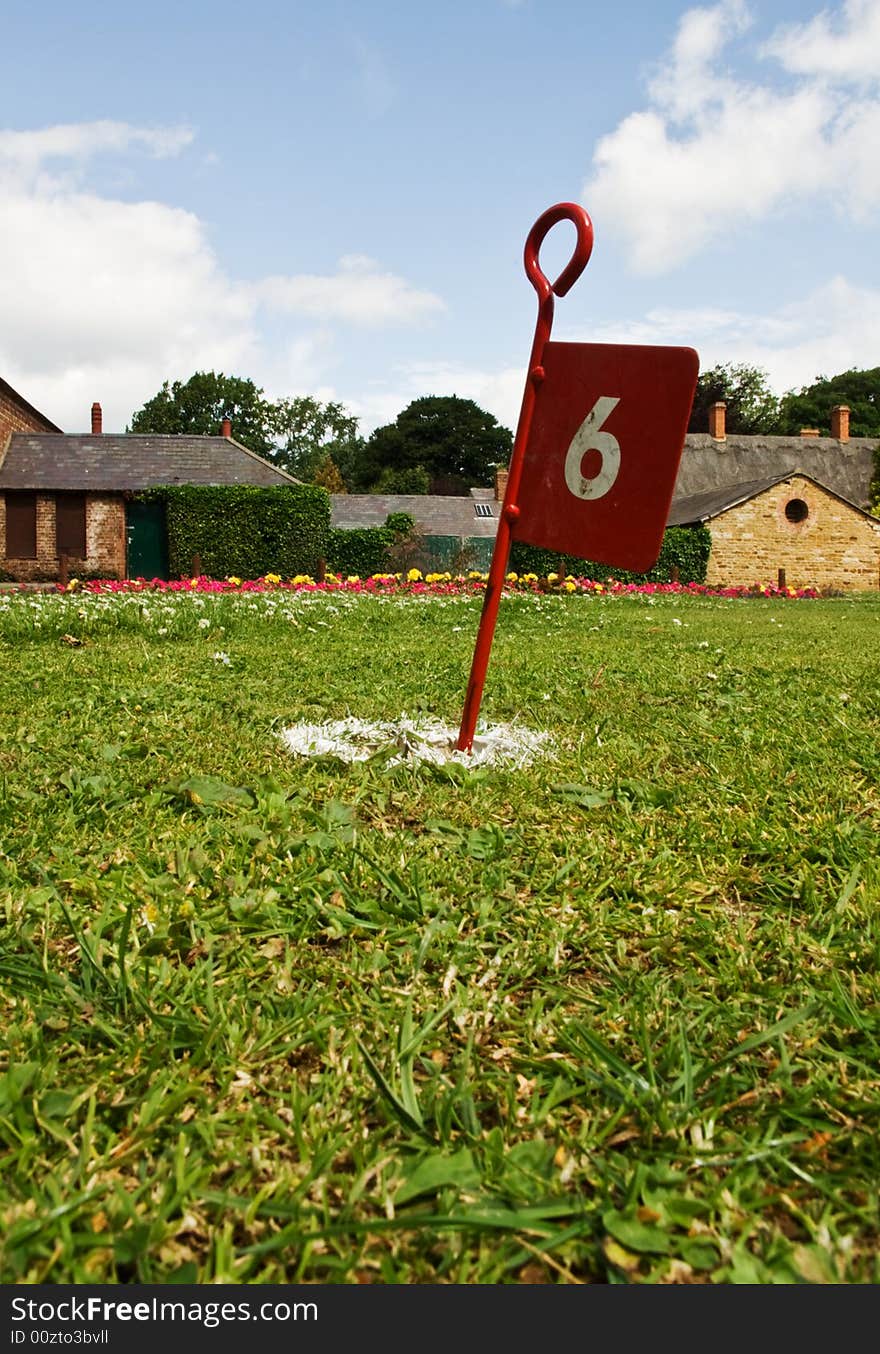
[564,580,577,593]
[264,572,281,586]
[547,572,559,584]
[407,568,423,582]
[227,575,241,587]
[347,575,361,583]
[66,577,80,592]
[506,571,518,582]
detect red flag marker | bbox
[456,202,698,753]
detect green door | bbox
[125,501,169,580]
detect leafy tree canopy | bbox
[777,367,880,438]
[129,372,275,456]
[355,395,513,495]
[128,372,364,486]
[688,362,780,435]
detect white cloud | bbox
[0,122,446,433]
[585,0,880,273]
[255,255,446,326]
[0,120,195,174]
[763,0,880,82]
[571,274,880,395]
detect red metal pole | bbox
[456,203,593,752]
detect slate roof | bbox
[673,434,876,509]
[668,470,880,527]
[0,434,300,491]
[330,493,499,538]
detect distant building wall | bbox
[705,475,880,590]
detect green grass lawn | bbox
[1,585,878,1284]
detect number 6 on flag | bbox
[513,340,698,573]
[564,396,621,501]
[456,202,698,752]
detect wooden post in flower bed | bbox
[778,568,786,589]
[58,553,69,588]
[670,566,680,584]
[191,554,202,576]
[317,557,326,583]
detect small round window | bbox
[785,498,809,523]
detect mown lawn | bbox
[0,584,878,1284]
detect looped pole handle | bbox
[524,202,594,301]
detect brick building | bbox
[0,391,298,581]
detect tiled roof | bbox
[668,470,880,526]
[330,493,499,538]
[0,434,300,490]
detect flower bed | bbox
[57,569,821,600]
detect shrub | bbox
[136,484,330,579]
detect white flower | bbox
[213,651,232,666]
[198,618,211,629]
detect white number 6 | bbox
[564,395,621,500]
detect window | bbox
[56,494,86,557]
[474,503,494,519]
[5,493,37,558]
[784,498,809,524]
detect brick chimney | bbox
[91,402,102,435]
[494,466,509,501]
[221,416,232,437]
[708,401,726,439]
[800,428,819,438]
[831,405,850,441]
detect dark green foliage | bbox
[778,367,880,438]
[384,512,416,538]
[137,485,330,579]
[127,372,364,483]
[510,525,712,584]
[688,363,780,435]
[326,526,394,577]
[355,396,513,494]
[128,373,275,456]
[373,466,432,494]
[871,448,880,513]
[264,396,365,483]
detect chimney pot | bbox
[221,416,232,437]
[91,402,102,436]
[831,405,850,441]
[494,466,509,501]
[708,401,726,439]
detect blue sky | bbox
[2,0,878,438]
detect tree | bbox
[128,372,275,457]
[128,373,364,485]
[688,362,780,435]
[355,395,513,494]
[777,368,880,438]
[264,396,364,483]
[311,453,347,494]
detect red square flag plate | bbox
[511,341,699,573]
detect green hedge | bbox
[326,526,394,577]
[509,525,712,584]
[137,484,330,579]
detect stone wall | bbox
[0,494,126,581]
[705,475,880,590]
